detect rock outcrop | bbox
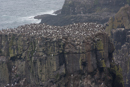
[61,0,129,15]
[0,23,123,87]
[105,5,130,87]
[35,0,130,26]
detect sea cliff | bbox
[1,0,130,87]
[105,5,130,87]
[35,0,130,26]
[0,23,123,87]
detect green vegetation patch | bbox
[100,60,106,68]
[110,63,124,87]
[96,40,103,50]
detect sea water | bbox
[0,0,64,29]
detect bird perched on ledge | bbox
[0,23,105,43]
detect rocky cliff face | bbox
[35,0,130,26]
[61,0,130,15]
[105,5,130,87]
[0,23,123,87]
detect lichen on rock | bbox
[0,23,124,87]
[105,4,130,87]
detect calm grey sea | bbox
[0,0,64,29]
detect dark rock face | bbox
[39,13,114,26]
[0,23,123,87]
[61,0,129,15]
[106,4,130,36]
[105,5,130,87]
[35,0,130,26]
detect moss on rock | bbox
[96,40,103,50]
[106,5,130,36]
[100,60,106,68]
[110,63,124,87]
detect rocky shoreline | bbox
[33,0,130,86]
[34,0,130,26]
[1,0,130,87]
[34,11,116,26]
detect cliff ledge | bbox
[0,23,124,87]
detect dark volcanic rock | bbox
[106,4,130,36]
[35,0,130,26]
[53,9,61,15]
[0,23,124,87]
[34,14,56,19]
[61,0,130,15]
[105,5,130,87]
[39,13,115,26]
